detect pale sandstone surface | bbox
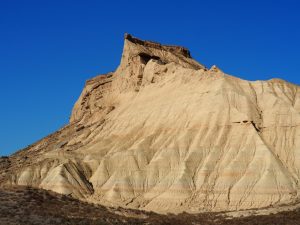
[1,34,300,213]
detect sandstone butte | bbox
[1,34,300,213]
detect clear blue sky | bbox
[0,0,299,156]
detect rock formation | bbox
[1,34,300,213]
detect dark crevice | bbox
[138,53,161,64]
[251,121,261,132]
[232,120,261,132]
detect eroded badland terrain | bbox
[1,34,300,224]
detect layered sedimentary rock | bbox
[1,34,300,213]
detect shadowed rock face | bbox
[1,34,300,213]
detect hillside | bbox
[1,34,300,213]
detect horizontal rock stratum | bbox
[1,34,300,213]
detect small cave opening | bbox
[138,53,161,64]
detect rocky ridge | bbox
[1,34,300,213]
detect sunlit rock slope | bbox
[1,34,300,213]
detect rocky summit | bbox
[1,34,300,213]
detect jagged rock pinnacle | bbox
[124,33,192,58]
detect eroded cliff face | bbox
[1,34,300,213]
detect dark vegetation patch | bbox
[1,186,300,225]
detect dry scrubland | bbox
[1,186,300,225]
